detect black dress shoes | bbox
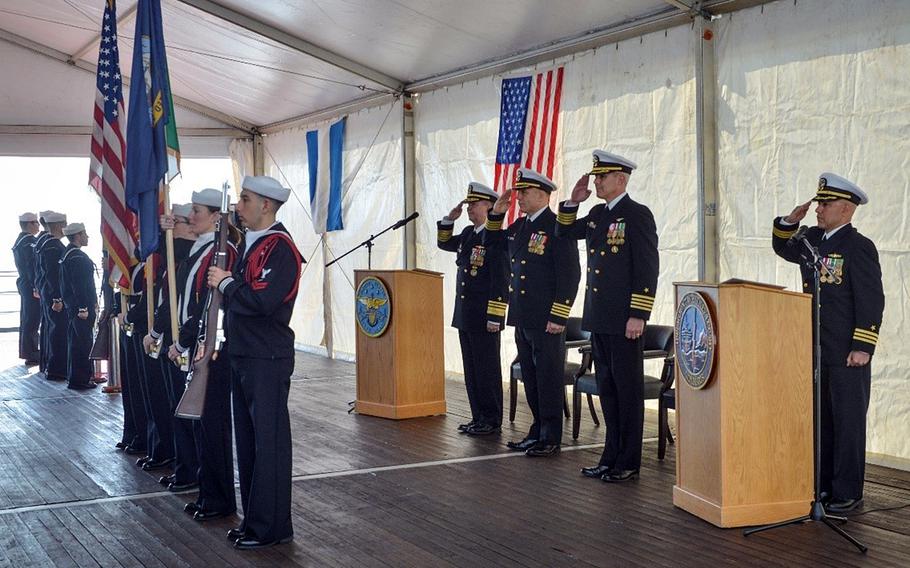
[159,475,175,486]
[167,481,199,492]
[125,446,146,456]
[226,528,245,541]
[194,509,234,522]
[457,421,477,433]
[506,437,538,452]
[234,535,293,550]
[465,423,500,436]
[581,465,613,478]
[602,469,639,482]
[46,373,67,381]
[825,498,863,513]
[525,442,560,457]
[136,456,150,466]
[115,441,128,450]
[184,502,199,514]
[142,458,175,471]
[67,382,97,390]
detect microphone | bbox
[788,225,808,246]
[393,211,419,230]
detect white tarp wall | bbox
[715,0,910,464]
[263,101,405,359]
[414,24,698,382]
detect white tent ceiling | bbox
[0,0,764,148]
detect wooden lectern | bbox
[354,270,446,419]
[672,281,813,527]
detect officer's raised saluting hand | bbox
[784,201,812,224]
[446,201,465,221]
[492,189,512,215]
[570,175,592,204]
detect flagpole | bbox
[145,260,154,333]
[164,186,179,340]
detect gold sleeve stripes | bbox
[437,228,453,242]
[773,226,797,239]
[485,218,503,231]
[487,300,507,317]
[556,210,577,226]
[852,327,879,346]
[550,301,572,319]
[630,293,655,313]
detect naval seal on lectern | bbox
[674,291,717,390]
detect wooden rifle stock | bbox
[175,186,231,419]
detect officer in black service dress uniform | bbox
[13,212,41,365]
[36,211,69,381]
[484,168,580,457]
[58,223,98,390]
[772,172,885,514]
[437,182,509,436]
[208,175,303,550]
[557,150,659,483]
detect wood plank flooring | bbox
[0,334,907,567]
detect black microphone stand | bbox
[743,235,867,553]
[326,213,418,270]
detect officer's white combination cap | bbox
[514,168,556,193]
[62,222,85,236]
[241,175,291,203]
[590,150,637,175]
[465,182,497,203]
[814,172,868,205]
[192,188,224,208]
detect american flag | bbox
[494,66,565,224]
[89,0,136,290]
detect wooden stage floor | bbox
[0,335,908,567]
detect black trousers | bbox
[17,286,40,362]
[131,334,175,462]
[119,328,147,449]
[161,355,198,485]
[458,330,503,427]
[232,356,293,542]
[66,313,95,387]
[820,364,871,500]
[193,352,236,514]
[39,299,48,373]
[43,303,68,378]
[592,333,644,470]
[515,327,566,444]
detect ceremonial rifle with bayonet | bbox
[175,181,231,419]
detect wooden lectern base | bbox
[674,481,811,528]
[356,400,447,420]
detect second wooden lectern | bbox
[673,281,813,527]
[354,269,446,419]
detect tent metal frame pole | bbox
[402,95,417,270]
[695,15,719,282]
[174,0,405,92]
[0,27,256,133]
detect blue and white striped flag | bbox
[306,117,346,233]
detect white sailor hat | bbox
[241,175,291,203]
[19,212,38,222]
[192,188,224,209]
[171,203,192,218]
[45,212,67,223]
[465,182,497,203]
[39,210,54,221]
[590,150,637,175]
[813,172,868,205]
[62,222,85,236]
[514,168,556,193]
